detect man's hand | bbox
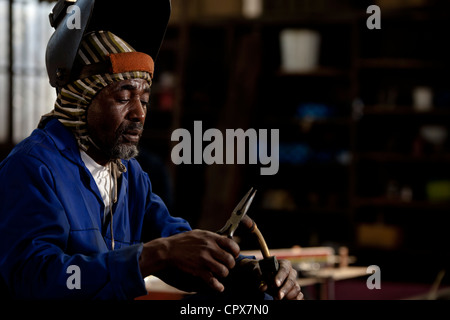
[139,229,240,293]
[262,259,304,300]
[237,258,304,300]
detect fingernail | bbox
[279,291,285,300]
[276,279,282,287]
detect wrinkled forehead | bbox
[100,79,152,97]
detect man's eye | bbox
[141,101,150,107]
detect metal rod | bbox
[241,215,271,259]
[251,223,271,259]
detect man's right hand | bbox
[139,229,240,292]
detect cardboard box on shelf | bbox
[376,0,428,9]
[356,223,403,250]
[199,0,242,17]
[170,0,242,22]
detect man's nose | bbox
[128,99,146,122]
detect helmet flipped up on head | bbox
[41,0,171,157]
[46,0,171,88]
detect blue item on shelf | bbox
[279,143,311,164]
[296,103,334,120]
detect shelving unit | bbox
[351,3,450,282]
[139,2,450,283]
[234,9,358,252]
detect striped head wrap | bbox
[40,30,154,161]
[39,30,155,250]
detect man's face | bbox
[86,78,150,163]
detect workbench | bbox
[136,266,369,300]
[298,266,369,300]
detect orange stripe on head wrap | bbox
[109,52,154,78]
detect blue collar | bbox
[43,118,84,166]
[43,118,129,223]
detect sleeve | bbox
[144,191,192,238]
[137,165,192,242]
[0,154,147,300]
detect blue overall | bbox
[0,119,191,299]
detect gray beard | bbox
[109,143,139,160]
[108,121,143,160]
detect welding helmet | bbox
[45,0,171,88]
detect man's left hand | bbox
[260,259,304,300]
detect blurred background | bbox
[2,0,450,299]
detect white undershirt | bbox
[80,150,113,222]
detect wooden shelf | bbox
[278,162,351,171]
[357,58,443,70]
[355,152,450,164]
[262,115,353,127]
[354,197,450,210]
[277,67,350,78]
[361,106,450,117]
[169,10,360,28]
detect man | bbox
[0,0,303,300]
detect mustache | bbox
[116,122,144,136]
